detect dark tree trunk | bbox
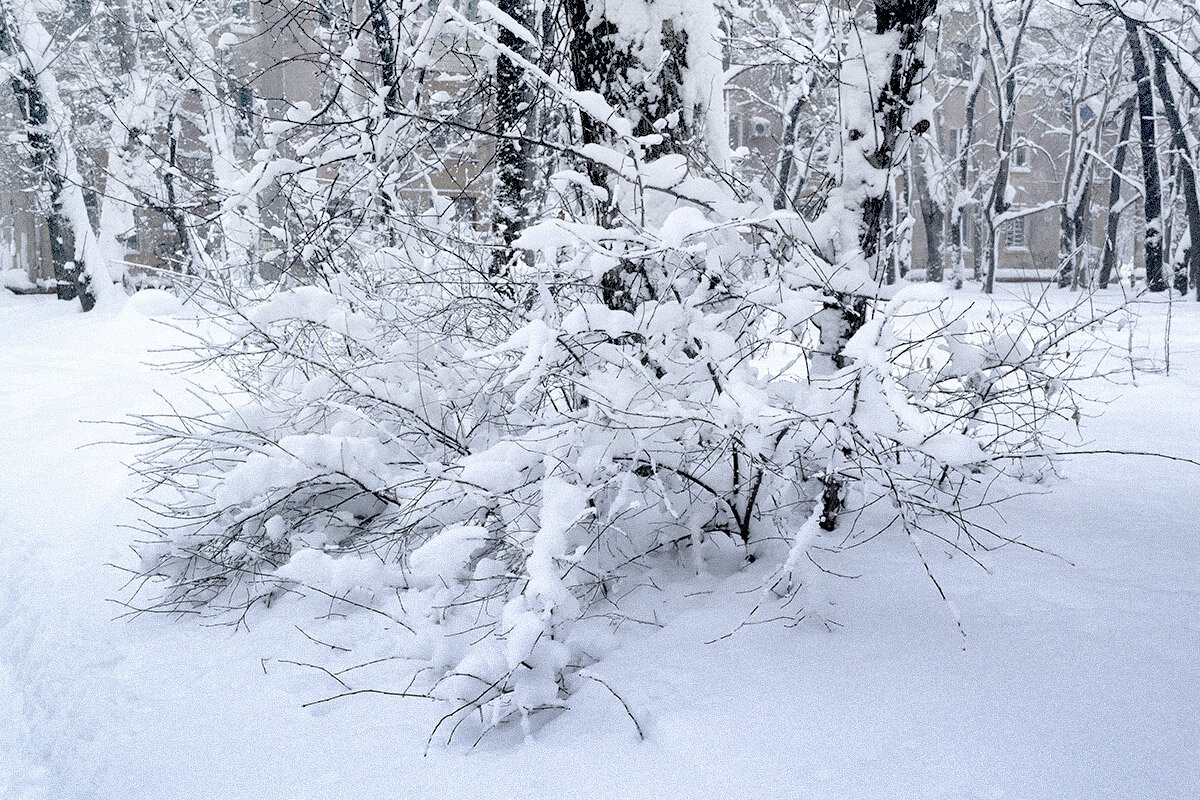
[563,0,689,312]
[366,0,405,245]
[1148,35,1200,299]
[1126,22,1167,292]
[1058,165,1091,290]
[564,0,635,193]
[1057,200,1073,289]
[1071,181,1090,288]
[104,0,136,74]
[858,0,939,264]
[950,58,982,289]
[1099,99,1135,289]
[490,0,536,286]
[367,0,400,117]
[1057,95,1090,289]
[162,111,192,271]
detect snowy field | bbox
[1,287,1198,800]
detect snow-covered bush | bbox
[129,223,1099,742]
[126,0,1106,741]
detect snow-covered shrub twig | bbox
[124,226,1110,741]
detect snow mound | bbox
[126,288,185,318]
[2,269,35,292]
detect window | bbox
[430,0,478,18]
[728,114,745,149]
[946,128,959,162]
[1060,91,1097,123]
[120,229,141,255]
[233,85,255,138]
[232,0,251,20]
[1012,134,1030,171]
[454,195,477,222]
[948,41,973,80]
[1004,216,1028,250]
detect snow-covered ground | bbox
[1,287,1198,800]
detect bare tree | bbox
[0,0,114,309]
[979,0,1035,295]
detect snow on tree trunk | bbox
[913,133,944,282]
[950,46,985,290]
[1057,30,1100,291]
[979,0,1033,296]
[562,0,727,310]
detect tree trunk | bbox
[1057,82,1086,289]
[982,0,1033,295]
[773,93,807,211]
[1099,99,1135,289]
[367,0,400,117]
[490,0,536,286]
[1126,22,1167,292]
[816,0,939,531]
[1069,180,1090,289]
[562,0,693,312]
[1148,34,1200,299]
[162,111,193,271]
[562,0,623,207]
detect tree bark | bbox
[773,93,807,211]
[1148,34,1200,299]
[1099,99,1135,289]
[982,0,1033,295]
[367,0,400,117]
[950,54,983,289]
[490,0,536,286]
[1126,22,1167,292]
[563,0,693,312]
